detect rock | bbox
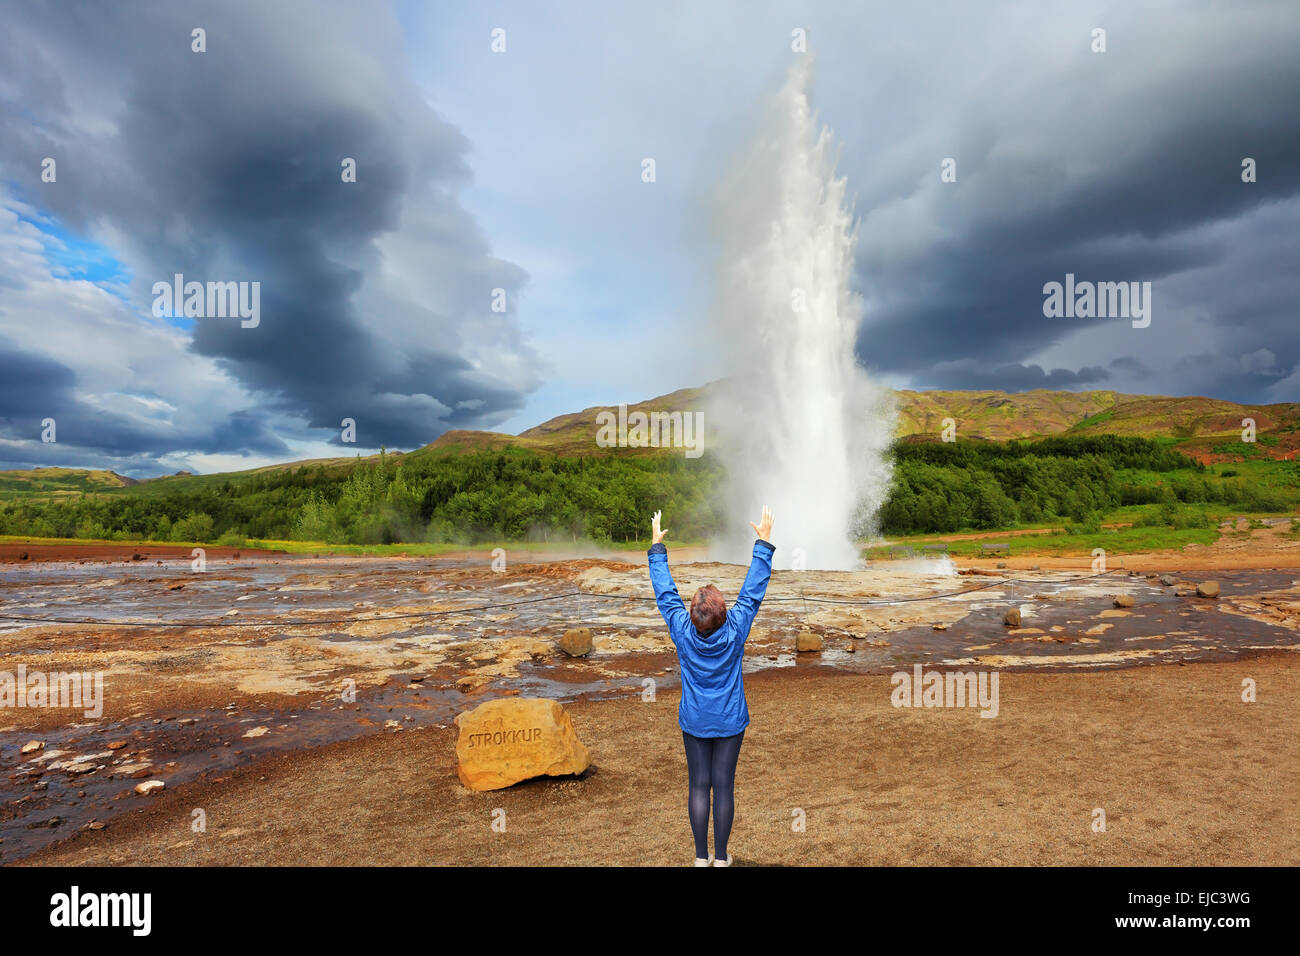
[384,719,401,731]
[1113,595,1135,608]
[932,623,948,631]
[1196,581,1220,599]
[1002,608,1021,627]
[86,821,106,831]
[1159,574,1176,586]
[558,627,593,657]
[795,629,822,652]
[106,740,127,751]
[20,740,44,755]
[996,562,1007,569]
[242,726,269,738]
[454,697,591,791]
[844,641,856,653]
[19,551,28,561]
[168,582,185,591]
[131,553,145,561]
[134,780,165,796]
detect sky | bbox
[1,0,1297,477]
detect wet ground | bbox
[1,549,1297,861]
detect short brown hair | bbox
[690,585,727,637]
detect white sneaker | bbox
[693,855,713,867]
[713,854,733,867]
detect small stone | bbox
[384,719,401,730]
[86,821,106,831]
[795,629,822,652]
[1002,608,1022,627]
[558,627,593,657]
[106,740,128,751]
[932,623,948,631]
[242,726,269,738]
[1196,581,1220,599]
[844,642,856,653]
[1113,595,1135,608]
[20,740,44,755]
[168,582,185,591]
[134,780,165,796]
[1159,574,1176,587]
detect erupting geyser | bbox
[711,59,895,570]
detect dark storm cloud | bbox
[854,3,1300,402]
[0,0,534,454]
[926,359,1111,392]
[0,335,288,470]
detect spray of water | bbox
[710,58,895,570]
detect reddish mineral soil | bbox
[1,527,1297,864]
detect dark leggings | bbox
[682,729,745,860]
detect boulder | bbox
[454,697,591,791]
[1196,581,1220,599]
[1159,574,1176,587]
[795,629,822,652]
[1113,595,1135,608]
[1002,607,1021,627]
[558,627,593,657]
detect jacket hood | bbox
[686,620,732,655]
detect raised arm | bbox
[729,506,775,636]
[647,510,691,635]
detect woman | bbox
[646,506,775,866]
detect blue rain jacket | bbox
[647,539,775,737]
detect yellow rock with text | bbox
[454,697,591,791]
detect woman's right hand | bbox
[749,505,774,541]
[651,510,668,545]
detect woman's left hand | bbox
[651,510,668,545]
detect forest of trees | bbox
[0,449,723,545]
[0,436,1292,545]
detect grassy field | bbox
[867,523,1223,559]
